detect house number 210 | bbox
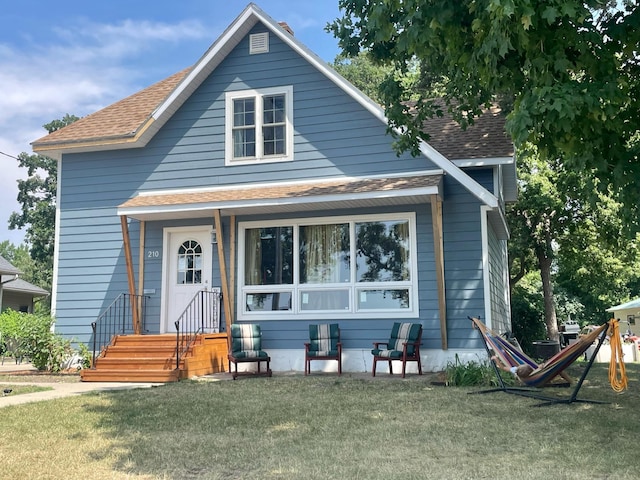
[147,250,160,259]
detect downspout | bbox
[120,215,140,334]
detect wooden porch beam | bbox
[213,210,233,330]
[137,221,146,331]
[120,215,140,334]
[431,196,448,350]
[229,215,236,325]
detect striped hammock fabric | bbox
[470,317,610,388]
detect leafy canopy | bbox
[328,0,640,232]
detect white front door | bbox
[162,227,212,333]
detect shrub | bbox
[443,354,501,387]
[0,309,71,372]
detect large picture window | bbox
[225,86,293,165]
[239,213,418,319]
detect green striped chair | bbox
[371,322,423,378]
[227,323,272,380]
[304,323,342,375]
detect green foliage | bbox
[443,354,497,386]
[0,309,71,372]
[328,1,640,233]
[76,342,92,369]
[510,273,547,356]
[9,114,80,301]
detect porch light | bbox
[211,230,218,244]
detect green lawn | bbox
[0,362,638,479]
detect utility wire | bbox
[0,150,20,160]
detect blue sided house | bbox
[32,3,516,381]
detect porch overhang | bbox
[117,172,444,221]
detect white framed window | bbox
[238,213,419,320]
[225,86,294,165]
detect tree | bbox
[328,1,640,232]
[9,114,79,291]
[0,241,37,285]
[508,147,640,340]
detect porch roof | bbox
[117,172,443,221]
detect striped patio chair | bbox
[304,323,342,375]
[227,323,272,380]
[371,322,423,378]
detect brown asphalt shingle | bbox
[120,174,442,209]
[32,68,191,147]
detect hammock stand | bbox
[468,316,611,406]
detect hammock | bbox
[469,316,626,406]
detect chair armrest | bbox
[304,342,311,353]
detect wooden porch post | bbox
[229,215,236,323]
[213,210,233,329]
[120,215,140,334]
[431,196,448,350]
[137,221,146,329]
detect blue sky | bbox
[0,1,343,246]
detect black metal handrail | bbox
[90,293,149,368]
[174,288,222,369]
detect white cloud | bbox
[0,17,211,246]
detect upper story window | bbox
[225,86,294,165]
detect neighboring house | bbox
[0,255,48,313]
[31,3,516,372]
[606,298,640,334]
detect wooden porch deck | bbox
[80,333,229,382]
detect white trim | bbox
[237,212,419,321]
[481,206,492,330]
[224,85,294,165]
[452,157,513,168]
[50,158,63,320]
[160,225,213,333]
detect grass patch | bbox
[0,363,638,479]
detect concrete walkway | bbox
[0,362,163,408]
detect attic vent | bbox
[250,33,269,54]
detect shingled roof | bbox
[421,105,513,160]
[32,68,191,152]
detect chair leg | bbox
[338,356,342,376]
[388,360,393,375]
[417,355,423,375]
[401,360,406,379]
[372,357,377,377]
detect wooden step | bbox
[81,368,180,383]
[94,357,181,370]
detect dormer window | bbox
[225,86,294,165]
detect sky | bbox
[0,0,343,246]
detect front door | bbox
[162,226,212,333]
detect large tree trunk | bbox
[536,247,559,342]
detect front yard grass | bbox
[0,362,638,479]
